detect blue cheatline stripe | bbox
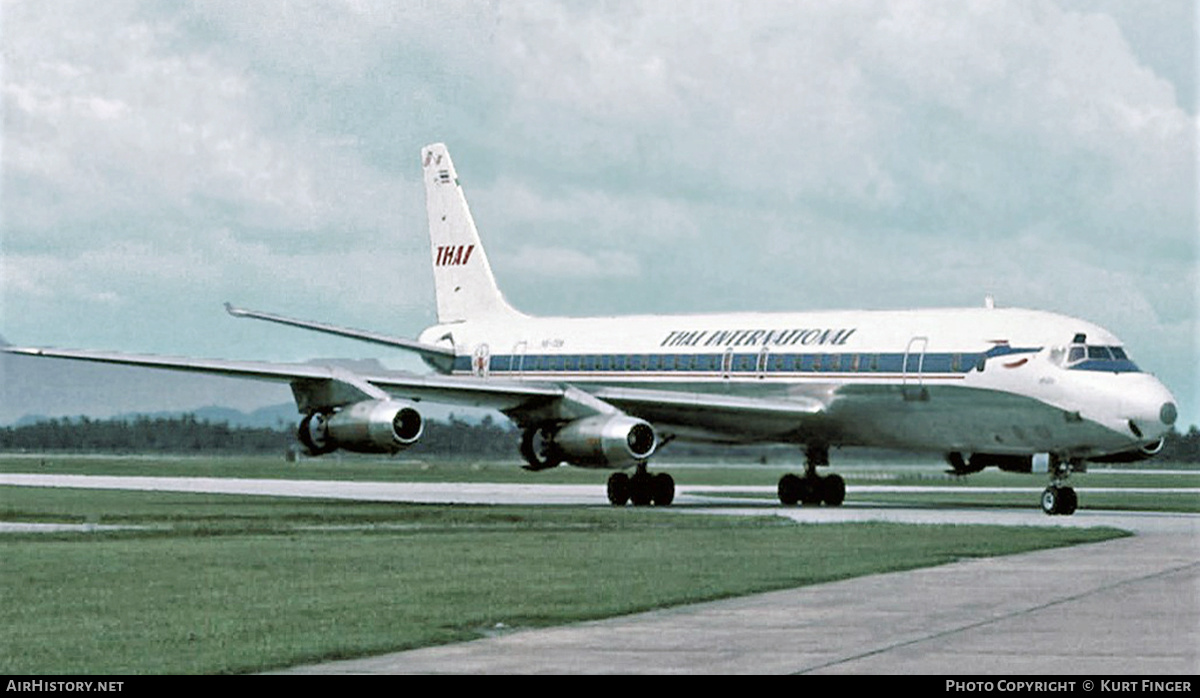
[450,346,1140,376]
[1069,359,1141,373]
[451,351,993,375]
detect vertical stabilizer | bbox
[422,143,523,324]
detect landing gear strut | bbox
[777,444,845,506]
[607,462,674,507]
[1041,457,1079,516]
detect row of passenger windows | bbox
[455,352,985,374]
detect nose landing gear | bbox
[1042,457,1080,516]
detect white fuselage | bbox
[420,306,1177,458]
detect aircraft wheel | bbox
[607,472,630,507]
[1041,486,1060,515]
[778,474,802,505]
[821,474,846,507]
[799,477,823,506]
[651,472,675,506]
[520,427,562,471]
[629,471,654,506]
[1058,486,1077,516]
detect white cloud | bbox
[500,246,641,281]
[1,0,1195,423]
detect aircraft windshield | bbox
[1065,344,1139,372]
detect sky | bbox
[2,0,1197,428]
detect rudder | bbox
[422,143,523,324]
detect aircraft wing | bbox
[4,346,827,440]
[2,346,562,414]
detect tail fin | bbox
[422,143,523,324]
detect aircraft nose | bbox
[1124,378,1177,441]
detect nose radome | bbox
[1122,378,1178,442]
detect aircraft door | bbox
[472,343,490,378]
[903,336,929,402]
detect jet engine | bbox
[521,414,657,470]
[297,399,423,455]
[1087,438,1165,463]
[946,452,1038,474]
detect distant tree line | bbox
[0,415,292,454]
[1158,425,1200,463]
[1,414,1197,463]
[0,413,523,457]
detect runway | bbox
[3,473,1198,674]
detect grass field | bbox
[1,453,1189,674]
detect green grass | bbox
[0,485,1126,675]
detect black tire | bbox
[821,474,846,506]
[607,472,630,506]
[629,471,653,506]
[800,477,822,505]
[1041,486,1059,515]
[778,474,802,505]
[1058,486,1077,516]
[520,427,562,471]
[651,472,675,506]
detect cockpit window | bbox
[1065,344,1139,373]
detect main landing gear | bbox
[607,462,675,506]
[777,444,845,506]
[1041,457,1079,516]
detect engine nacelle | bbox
[1088,438,1165,463]
[551,414,657,469]
[953,453,1037,473]
[297,399,423,455]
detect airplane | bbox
[5,143,1179,515]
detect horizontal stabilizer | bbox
[224,303,455,372]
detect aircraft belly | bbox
[830,384,1130,455]
[570,377,1132,456]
